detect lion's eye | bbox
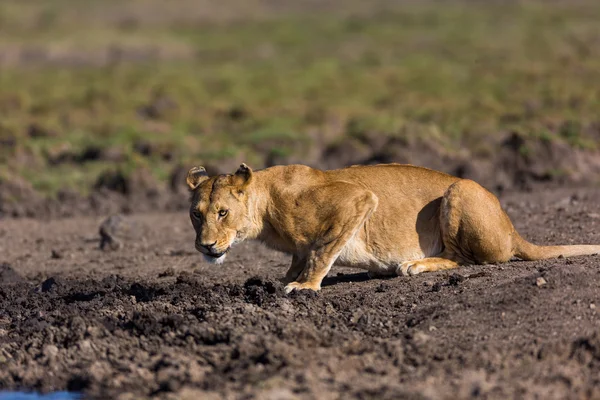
[218,209,228,218]
[192,210,202,220]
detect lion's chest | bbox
[256,223,299,254]
[336,236,427,273]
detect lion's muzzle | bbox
[195,241,229,260]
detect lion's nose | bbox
[200,241,217,251]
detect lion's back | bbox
[326,163,459,198]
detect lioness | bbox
[186,163,600,293]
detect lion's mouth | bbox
[205,251,226,258]
[195,241,231,260]
[195,245,229,259]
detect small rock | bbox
[99,214,138,251]
[448,273,465,286]
[536,277,547,287]
[77,340,93,352]
[412,330,431,345]
[158,267,176,278]
[591,303,596,310]
[41,277,58,292]
[375,283,389,292]
[43,345,59,358]
[350,310,364,324]
[324,302,335,315]
[431,282,442,292]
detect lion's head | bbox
[186,164,255,264]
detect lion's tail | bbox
[514,234,600,261]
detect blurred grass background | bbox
[0,0,599,196]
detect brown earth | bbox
[1,184,600,399]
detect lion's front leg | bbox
[284,182,378,294]
[284,247,340,293]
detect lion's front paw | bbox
[398,261,426,276]
[284,281,320,294]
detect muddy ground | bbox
[1,185,600,399]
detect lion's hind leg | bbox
[399,178,517,278]
[440,179,515,265]
[398,255,458,276]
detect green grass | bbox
[1,0,599,195]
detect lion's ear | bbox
[186,166,209,190]
[233,163,252,189]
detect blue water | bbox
[0,392,80,400]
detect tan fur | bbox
[186,163,600,293]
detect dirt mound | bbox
[98,214,140,251]
[3,131,600,220]
[0,175,41,218]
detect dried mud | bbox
[1,186,600,399]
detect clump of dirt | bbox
[94,168,163,197]
[0,175,41,218]
[242,276,282,306]
[98,214,140,251]
[47,144,115,166]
